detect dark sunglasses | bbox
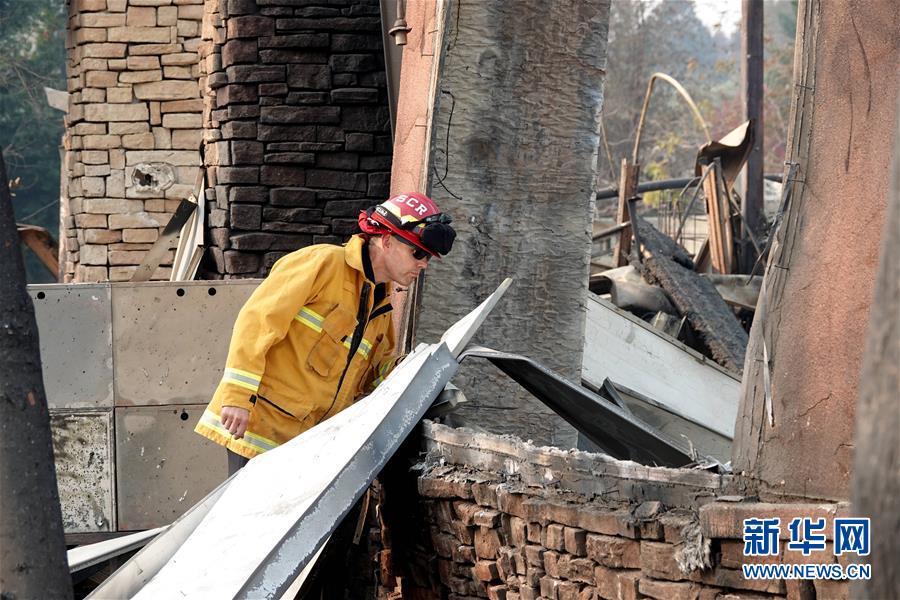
[395,235,431,261]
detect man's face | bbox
[385,235,430,285]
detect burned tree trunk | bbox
[851,102,900,599]
[416,0,610,447]
[0,153,72,598]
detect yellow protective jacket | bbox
[195,235,398,458]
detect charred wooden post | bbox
[740,0,765,272]
[614,160,640,267]
[0,153,73,599]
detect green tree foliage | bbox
[599,0,797,209]
[0,0,67,282]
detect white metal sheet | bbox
[440,277,512,357]
[582,294,740,437]
[133,344,455,599]
[68,527,163,573]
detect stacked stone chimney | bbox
[61,0,392,282]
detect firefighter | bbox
[195,192,456,474]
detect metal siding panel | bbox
[111,280,258,406]
[459,347,694,468]
[582,294,740,438]
[52,410,115,533]
[115,405,227,530]
[30,284,114,409]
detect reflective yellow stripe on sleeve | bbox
[294,307,324,333]
[222,368,261,393]
[197,409,279,455]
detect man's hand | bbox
[220,406,250,439]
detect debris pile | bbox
[591,121,771,374]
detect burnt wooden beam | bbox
[633,216,748,372]
[17,224,60,278]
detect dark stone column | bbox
[199,0,393,278]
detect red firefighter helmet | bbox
[358,192,455,257]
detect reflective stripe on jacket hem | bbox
[371,359,393,389]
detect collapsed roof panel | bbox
[633,217,749,371]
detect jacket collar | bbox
[344,235,375,283]
[346,235,389,308]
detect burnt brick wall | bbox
[198,0,391,278]
[386,422,851,600]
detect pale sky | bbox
[692,0,743,36]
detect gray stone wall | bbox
[198,0,392,278]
